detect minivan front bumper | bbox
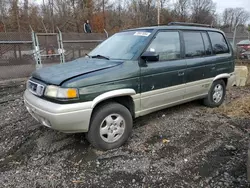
[23,90,92,133]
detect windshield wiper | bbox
[85,53,91,58]
[91,54,110,60]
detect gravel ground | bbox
[0,79,250,188]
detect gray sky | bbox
[35,0,250,14]
[214,0,250,13]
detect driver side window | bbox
[146,31,180,61]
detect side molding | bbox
[91,89,136,108]
[213,73,230,82]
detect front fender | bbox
[91,89,136,108]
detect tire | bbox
[87,102,133,150]
[203,79,226,108]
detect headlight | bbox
[45,85,78,99]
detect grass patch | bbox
[214,96,250,118]
[235,59,250,65]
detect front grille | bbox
[27,80,45,96]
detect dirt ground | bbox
[0,79,250,188]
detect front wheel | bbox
[203,80,226,108]
[87,102,133,150]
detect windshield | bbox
[88,30,153,60]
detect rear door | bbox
[183,31,214,99]
[208,31,233,75]
[140,30,186,115]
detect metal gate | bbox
[0,30,107,80]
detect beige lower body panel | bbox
[134,78,213,117]
[139,84,185,116]
[185,78,213,99]
[134,74,236,117]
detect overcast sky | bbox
[35,0,250,14]
[214,0,250,13]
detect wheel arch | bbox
[213,73,230,86]
[91,89,137,118]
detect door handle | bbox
[211,66,216,70]
[178,71,184,76]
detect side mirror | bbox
[141,51,159,62]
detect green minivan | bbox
[24,22,235,150]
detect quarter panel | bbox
[214,54,235,75]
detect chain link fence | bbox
[0,32,34,80]
[0,32,106,80]
[1,31,248,81]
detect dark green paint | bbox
[78,77,139,102]
[32,58,123,85]
[185,56,216,83]
[30,25,235,104]
[63,60,140,102]
[140,59,186,92]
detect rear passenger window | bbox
[208,32,229,54]
[183,32,205,58]
[201,32,212,55]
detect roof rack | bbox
[168,22,213,28]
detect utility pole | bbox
[246,30,250,40]
[103,0,105,29]
[49,0,54,33]
[118,1,121,29]
[24,0,28,18]
[157,0,160,26]
[233,22,239,48]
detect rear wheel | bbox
[87,102,133,150]
[203,80,226,108]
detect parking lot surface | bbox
[0,79,249,188]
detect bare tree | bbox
[222,8,250,31]
[23,0,28,18]
[172,0,190,22]
[8,0,21,32]
[0,0,8,32]
[190,0,216,24]
[2,0,248,35]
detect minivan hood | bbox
[32,58,123,85]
